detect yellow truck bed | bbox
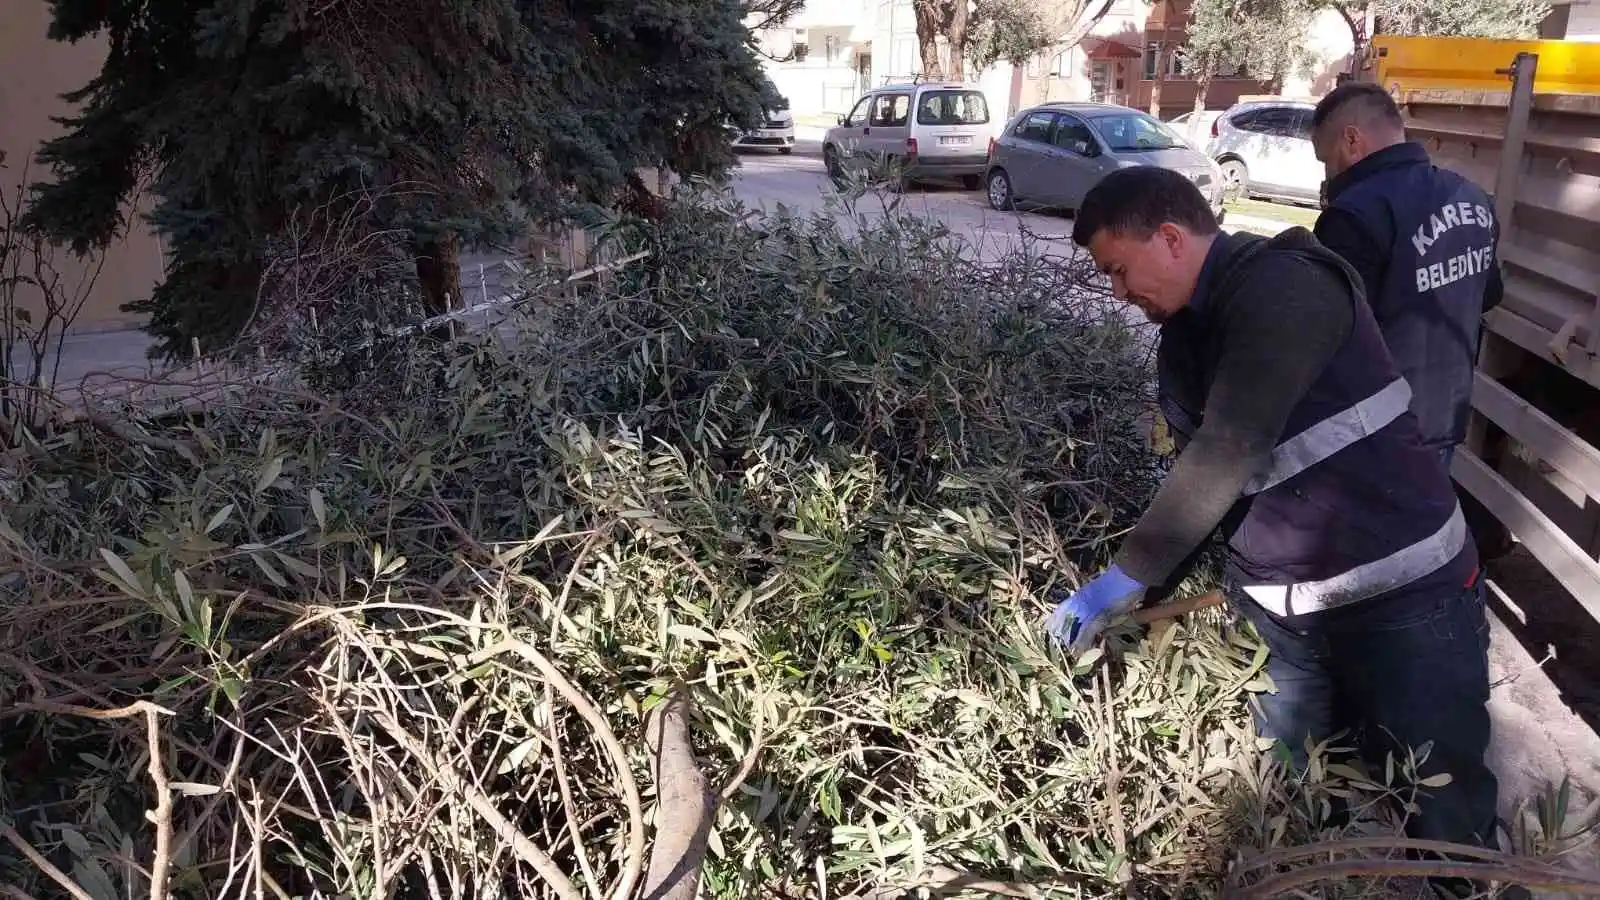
[1370,35,1600,96]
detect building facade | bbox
[753,0,1339,123]
[1,0,163,332]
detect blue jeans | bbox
[1228,581,1500,849]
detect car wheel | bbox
[824,145,844,182]
[779,146,793,155]
[986,169,1015,211]
[1219,159,1248,201]
[961,174,982,191]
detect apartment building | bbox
[754,0,1340,122]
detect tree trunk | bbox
[1188,61,1213,142]
[1148,43,1166,119]
[947,0,969,81]
[414,234,461,319]
[913,0,945,77]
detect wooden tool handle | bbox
[1131,589,1226,625]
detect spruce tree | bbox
[25,0,774,357]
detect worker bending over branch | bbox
[1050,166,1509,896]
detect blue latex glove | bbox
[1047,565,1147,655]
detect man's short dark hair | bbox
[1312,81,1404,132]
[1071,166,1221,247]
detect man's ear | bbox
[1158,222,1185,258]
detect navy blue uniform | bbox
[1154,228,1500,852]
[1315,142,1503,456]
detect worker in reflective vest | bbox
[1050,166,1508,896]
[1311,82,1512,561]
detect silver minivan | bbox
[984,101,1226,220]
[823,82,1000,189]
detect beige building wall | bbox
[1567,0,1600,39]
[1,0,160,332]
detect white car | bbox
[733,102,796,155]
[1165,110,1222,150]
[823,82,1000,189]
[1207,100,1324,205]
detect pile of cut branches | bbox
[3,191,1590,899]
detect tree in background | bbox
[25,0,774,359]
[967,0,1116,73]
[1178,0,1548,131]
[1180,0,1317,133]
[1369,0,1549,36]
[912,0,1114,82]
[1325,0,1551,68]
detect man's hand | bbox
[1046,565,1146,655]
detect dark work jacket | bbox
[1316,142,1502,453]
[1159,229,1476,616]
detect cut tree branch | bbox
[642,682,715,900]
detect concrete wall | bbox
[1,0,160,332]
[1567,0,1600,40]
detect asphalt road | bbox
[727,137,1084,260]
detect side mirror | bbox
[1077,141,1100,157]
[837,114,846,126]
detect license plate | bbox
[939,136,972,146]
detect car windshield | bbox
[917,90,989,126]
[1092,112,1183,151]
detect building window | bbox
[1145,43,1186,79]
[1216,56,1249,78]
[794,40,810,62]
[1050,49,1073,77]
[824,34,840,63]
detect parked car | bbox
[823,82,999,189]
[1207,99,1324,204]
[983,101,1226,221]
[733,99,796,154]
[1165,110,1222,150]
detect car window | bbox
[1228,108,1260,131]
[871,94,911,127]
[1051,114,1097,155]
[1289,108,1314,140]
[1091,111,1182,151]
[917,90,990,125]
[1014,111,1056,143]
[845,96,874,127]
[1248,106,1301,137]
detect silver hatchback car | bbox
[985,102,1226,221]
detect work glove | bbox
[1046,564,1147,655]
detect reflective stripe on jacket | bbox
[1158,229,1476,617]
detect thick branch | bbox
[642,682,715,900]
